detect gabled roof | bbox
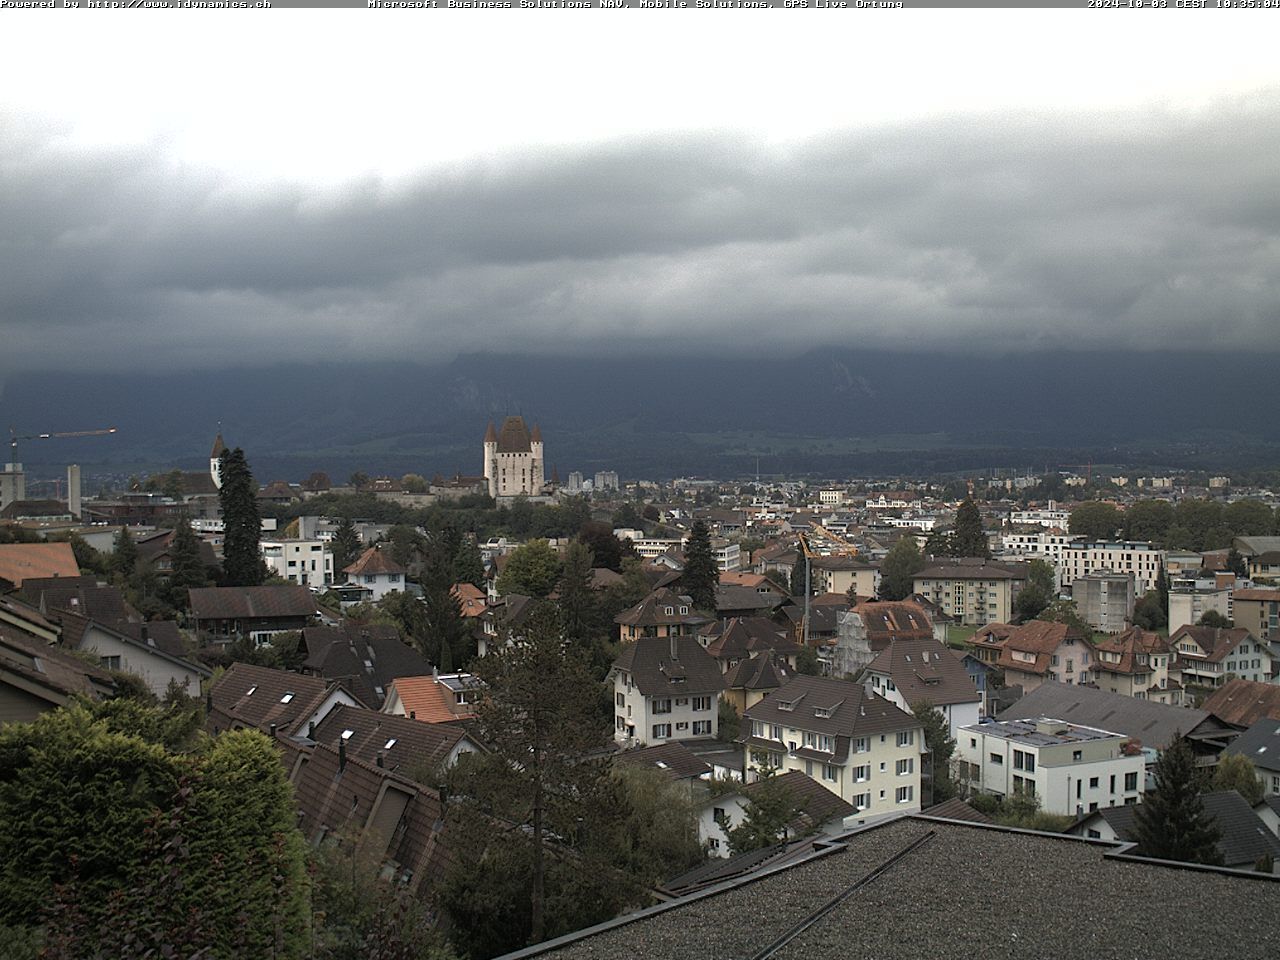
[310,703,474,779]
[744,770,856,830]
[0,542,79,587]
[1078,791,1280,868]
[986,620,1083,677]
[852,601,935,645]
[53,610,210,678]
[615,588,712,628]
[1222,718,1280,774]
[189,585,317,621]
[612,636,724,698]
[1203,678,1280,728]
[1169,625,1257,664]
[998,681,1225,751]
[723,652,793,693]
[23,579,140,626]
[744,676,919,760]
[495,416,533,453]
[1091,627,1171,676]
[865,639,980,707]
[0,623,115,705]
[452,582,487,618]
[209,662,354,735]
[113,620,191,660]
[343,546,406,578]
[808,555,876,571]
[614,741,713,782]
[385,674,477,724]
[921,797,994,825]
[301,623,430,708]
[701,617,798,663]
[714,584,780,614]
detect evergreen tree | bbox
[165,515,208,610]
[789,552,808,598]
[418,546,470,669]
[950,498,989,558]
[726,771,799,854]
[440,603,620,952]
[331,515,360,577]
[878,538,925,601]
[112,525,139,583]
[557,541,599,663]
[452,534,486,588]
[1133,735,1222,865]
[682,520,718,613]
[913,702,957,804]
[217,448,263,587]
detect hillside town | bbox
[1,419,1279,957]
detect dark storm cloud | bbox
[2,97,1279,372]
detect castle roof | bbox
[496,416,533,453]
[484,421,497,443]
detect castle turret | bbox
[483,422,498,498]
[530,423,544,495]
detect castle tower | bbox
[210,429,228,490]
[483,421,498,498]
[530,423,545,495]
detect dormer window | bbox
[777,700,794,712]
[665,607,673,616]
[680,606,689,614]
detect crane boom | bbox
[9,426,118,459]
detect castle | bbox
[483,417,545,499]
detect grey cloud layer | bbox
[3,99,1279,372]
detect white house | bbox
[610,635,724,747]
[261,538,333,588]
[342,546,407,603]
[956,717,1145,816]
[864,639,982,737]
[62,613,209,698]
[698,770,857,858]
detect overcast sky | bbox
[2,14,1278,374]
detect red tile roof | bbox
[386,675,476,724]
[343,546,406,577]
[0,542,79,587]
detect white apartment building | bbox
[1058,541,1165,597]
[743,676,923,824]
[610,635,723,746]
[712,539,742,573]
[1168,585,1232,634]
[1009,504,1071,529]
[999,532,1083,587]
[261,538,332,588]
[819,489,846,505]
[957,717,1145,816]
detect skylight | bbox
[246,685,257,696]
[280,692,294,703]
[384,738,397,749]
[341,729,355,740]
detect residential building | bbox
[1168,582,1233,634]
[864,639,981,737]
[970,620,1091,692]
[382,673,480,724]
[721,652,794,715]
[0,618,115,723]
[711,539,742,573]
[1170,625,1276,688]
[956,717,1145,816]
[742,675,923,821]
[593,471,620,492]
[1067,792,1280,869]
[610,635,723,746]
[188,584,318,645]
[0,461,25,511]
[1234,536,1280,582]
[1058,541,1164,596]
[1221,719,1280,797]
[0,541,79,588]
[299,622,432,709]
[342,546,406,603]
[56,611,209,698]
[818,489,845,506]
[614,741,713,796]
[308,703,482,777]
[913,559,1028,626]
[261,538,332,588]
[1201,678,1280,729]
[1090,627,1179,703]
[482,416,546,499]
[698,617,799,675]
[1071,569,1134,633]
[1233,588,1280,640]
[614,588,712,644]
[808,555,878,599]
[206,662,363,736]
[698,770,856,857]
[1008,504,1070,528]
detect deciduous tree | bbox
[878,538,925,601]
[496,539,563,599]
[1212,752,1263,806]
[1068,501,1122,540]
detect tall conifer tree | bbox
[1133,734,1222,865]
[682,520,718,613]
[950,498,990,559]
[218,448,263,587]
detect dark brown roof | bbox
[1233,588,1280,602]
[614,741,713,782]
[701,617,799,663]
[484,421,498,443]
[495,416,533,453]
[744,676,919,761]
[343,546,407,577]
[1201,678,1280,728]
[211,432,227,459]
[1091,627,1171,676]
[916,560,1028,581]
[922,797,995,825]
[611,636,724,698]
[0,499,71,519]
[189,585,317,621]
[1168,625,1256,664]
[113,620,191,660]
[866,639,980,707]
[301,623,430,708]
[723,653,793,693]
[208,662,354,735]
[745,770,856,830]
[310,703,474,780]
[615,588,712,628]
[852,601,935,646]
[24,580,140,626]
[0,622,115,704]
[808,555,876,571]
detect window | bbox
[772,724,783,741]
[853,764,870,782]
[853,737,869,753]
[713,807,727,826]
[99,655,122,670]
[692,720,712,736]
[651,724,672,739]
[1124,771,1138,792]
[970,738,977,748]
[653,698,672,715]
[1012,750,1035,773]
[616,692,625,707]
[1089,777,1099,789]
[364,574,376,584]
[823,764,837,782]
[1072,750,1083,762]
[1087,828,1102,839]
[990,753,1004,765]
[818,734,835,753]
[896,758,913,776]
[675,722,689,731]
[896,730,915,747]
[896,786,914,803]
[692,696,712,711]
[853,792,871,810]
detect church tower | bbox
[210,429,228,490]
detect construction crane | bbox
[8,425,118,462]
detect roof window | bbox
[341,729,355,740]
[280,692,294,703]
[384,738,397,749]
[246,685,257,696]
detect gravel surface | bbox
[532,819,1280,960]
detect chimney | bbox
[307,721,316,739]
[67,464,81,519]
[409,710,416,720]
[269,723,277,738]
[338,739,347,772]
[376,752,384,768]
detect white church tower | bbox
[210,429,228,490]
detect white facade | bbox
[865,672,980,741]
[1059,542,1165,596]
[1168,587,1232,634]
[957,718,1146,817]
[613,675,718,746]
[712,540,742,573]
[262,538,333,588]
[77,623,206,698]
[1009,505,1071,529]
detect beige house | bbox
[1090,627,1179,704]
[1170,625,1275,688]
[1232,588,1280,641]
[742,675,923,823]
[610,635,723,746]
[969,620,1091,693]
[808,555,879,599]
[615,588,712,644]
[913,560,1027,626]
